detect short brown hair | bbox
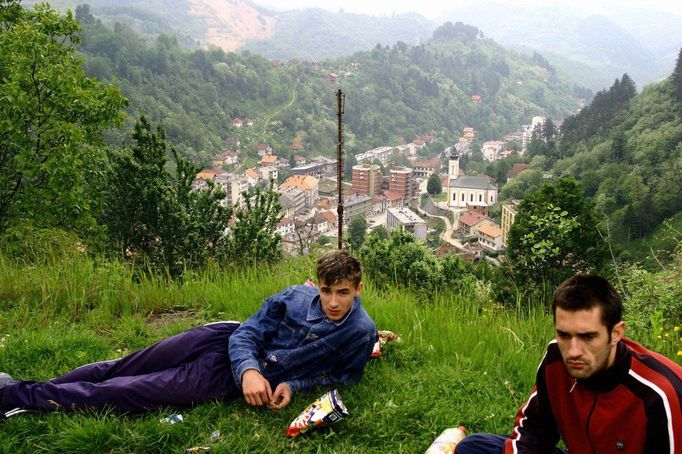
[552,274,622,332]
[316,250,362,288]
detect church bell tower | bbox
[448,147,459,180]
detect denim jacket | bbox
[228,285,378,394]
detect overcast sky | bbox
[255,0,682,19]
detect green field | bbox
[0,254,679,453]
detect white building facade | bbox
[446,149,498,208]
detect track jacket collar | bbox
[580,341,631,393]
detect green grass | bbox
[0,254,679,453]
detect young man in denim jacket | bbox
[0,250,378,416]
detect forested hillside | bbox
[74,9,584,164]
[520,58,682,263]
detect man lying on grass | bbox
[0,250,377,418]
[456,274,682,454]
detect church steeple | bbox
[448,146,459,179]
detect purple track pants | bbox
[1,322,241,413]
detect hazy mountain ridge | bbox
[29,0,679,92]
[438,1,682,90]
[23,0,277,50]
[24,0,433,57]
[242,8,434,61]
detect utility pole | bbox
[336,89,345,249]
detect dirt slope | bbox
[189,0,277,51]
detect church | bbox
[446,148,498,209]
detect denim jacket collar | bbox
[306,294,359,326]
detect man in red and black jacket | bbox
[456,274,682,454]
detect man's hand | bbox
[269,382,292,410]
[241,369,273,406]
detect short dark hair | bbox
[316,250,362,288]
[552,274,622,332]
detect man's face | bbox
[318,279,363,321]
[555,306,624,380]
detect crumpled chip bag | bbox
[285,389,348,438]
[371,330,401,358]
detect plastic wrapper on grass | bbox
[425,426,467,453]
[371,330,401,358]
[285,389,348,438]
[160,413,183,424]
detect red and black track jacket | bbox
[505,338,682,453]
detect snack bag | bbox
[304,277,316,288]
[285,389,348,438]
[425,426,467,454]
[371,330,401,358]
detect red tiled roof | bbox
[280,175,319,190]
[383,190,403,201]
[321,210,337,224]
[259,155,278,165]
[478,224,503,238]
[458,211,489,227]
[506,163,530,178]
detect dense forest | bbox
[72,6,585,165]
[492,55,682,263]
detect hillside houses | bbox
[202,115,542,257]
[387,207,427,241]
[456,210,495,236]
[258,154,279,167]
[226,136,240,148]
[290,143,305,153]
[477,224,504,252]
[212,150,238,167]
[279,175,319,210]
[255,143,273,156]
[290,157,337,178]
[481,140,506,161]
[355,146,394,166]
[231,118,253,128]
[411,156,440,178]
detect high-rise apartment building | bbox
[351,164,382,197]
[388,166,417,201]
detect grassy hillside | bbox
[0,252,679,452]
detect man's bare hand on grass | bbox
[269,382,292,410]
[241,369,273,406]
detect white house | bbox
[477,223,504,252]
[481,140,505,162]
[386,207,427,241]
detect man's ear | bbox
[355,281,364,295]
[611,321,625,345]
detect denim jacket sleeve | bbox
[285,326,377,394]
[228,289,289,390]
